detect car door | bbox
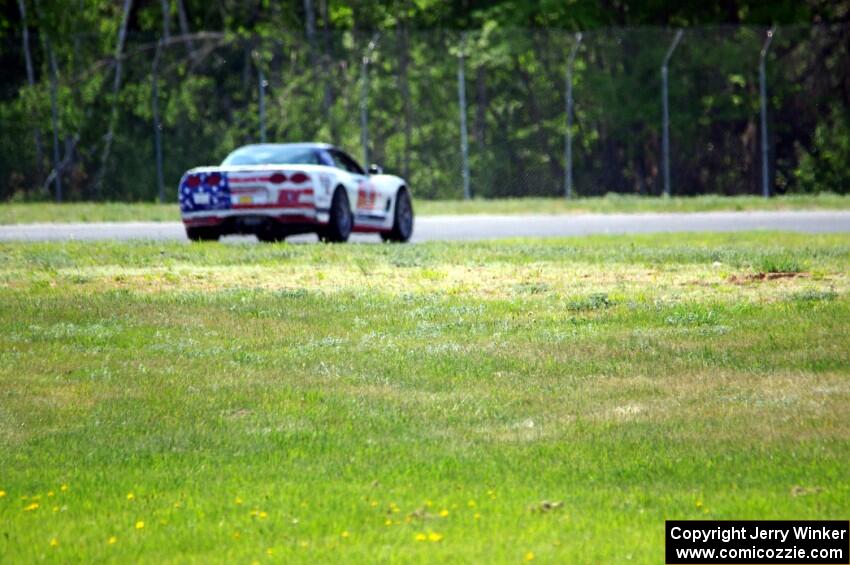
[329,149,383,222]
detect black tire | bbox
[256,225,286,243]
[380,188,414,243]
[256,232,285,243]
[186,226,220,242]
[319,187,353,243]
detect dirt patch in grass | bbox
[728,272,811,284]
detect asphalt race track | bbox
[1,211,849,243]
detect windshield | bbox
[221,145,320,166]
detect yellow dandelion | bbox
[135,521,145,530]
[695,500,703,509]
[424,500,432,507]
[258,511,268,520]
[266,548,274,556]
[299,540,309,548]
[525,551,535,561]
[428,532,443,542]
[474,512,481,520]
[439,509,449,518]
[60,484,68,492]
[370,500,378,507]
[415,533,427,542]
[108,536,117,545]
[126,493,135,501]
[24,502,39,511]
[341,530,350,539]
[53,506,59,513]
[48,491,55,497]
[234,496,243,505]
[49,538,59,547]
[0,490,6,498]
[385,519,393,526]
[467,499,476,507]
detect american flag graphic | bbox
[179,173,232,213]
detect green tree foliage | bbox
[0,0,848,201]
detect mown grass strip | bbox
[2,193,850,224]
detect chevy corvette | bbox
[178,143,414,243]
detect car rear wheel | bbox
[319,188,352,243]
[186,226,220,242]
[381,188,414,243]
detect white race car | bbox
[179,143,414,243]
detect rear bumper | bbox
[182,207,329,234]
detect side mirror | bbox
[368,164,383,175]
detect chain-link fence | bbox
[1,25,848,202]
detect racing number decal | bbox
[357,182,378,210]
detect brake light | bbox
[270,173,287,184]
[207,173,221,186]
[290,172,309,184]
[186,175,201,188]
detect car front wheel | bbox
[381,188,414,243]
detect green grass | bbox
[2,193,849,224]
[1,233,848,563]
[417,193,850,215]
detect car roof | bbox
[235,142,335,151]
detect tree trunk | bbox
[159,0,171,39]
[176,0,197,63]
[95,0,133,198]
[303,0,317,66]
[17,0,44,186]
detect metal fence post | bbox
[47,42,62,202]
[360,34,380,167]
[661,29,683,198]
[258,65,266,143]
[458,33,471,200]
[564,32,582,199]
[152,40,165,203]
[759,27,775,198]
[360,51,369,166]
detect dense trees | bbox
[0,0,848,201]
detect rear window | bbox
[222,146,320,166]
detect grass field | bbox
[2,193,849,224]
[1,233,848,563]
